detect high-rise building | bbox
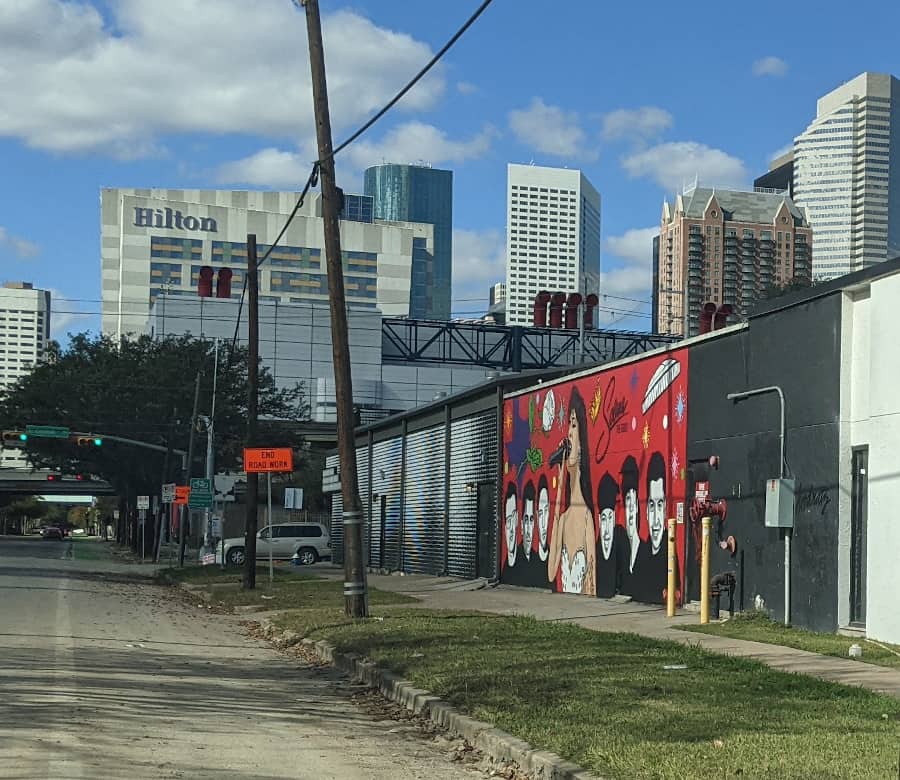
[754,150,794,197]
[505,164,601,326]
[0,282,51,470]
[100,188,434,338]
[658,186,812,337]
[487,281,506,324]
[793,72,900,281]
[364,163,453,320]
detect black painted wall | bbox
[687,294,842,632]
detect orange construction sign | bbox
[243,447,294,474]
[174,486,190,506]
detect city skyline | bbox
[1,2,899,338]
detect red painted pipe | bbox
[699,302,717,335]
[713,303,732,331]
[216,267,233,299]
[532,291,551,327]
[583,293,599,330]
[549,292,566,328]
[564,292,582,330]
[198,266,214,297]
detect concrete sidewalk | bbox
[317,567,900,700]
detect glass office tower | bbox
[364,164,453,320]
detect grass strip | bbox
[156,563,316,585]
[273,607,900,780]
[681,611,900,671]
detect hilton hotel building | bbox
[101,188,435,338]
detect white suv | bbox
[222,523,331,567]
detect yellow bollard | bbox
[666,518,676,618]
[700,516,711,624]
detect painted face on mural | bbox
[504,492,518,567]
[522,497,534,559]
[567,409,580,468]
[648,477,666,554]
[625,489,638,542]
[537,484,550,560]
[599,507,615,560]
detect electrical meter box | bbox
[764,478,795,528]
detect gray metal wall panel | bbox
[356,446,369,567]
[402,425,446,574]
[448,412,498,578]
[370,437,403,570]
[327,452,344,565]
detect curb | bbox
[259,620,602,780]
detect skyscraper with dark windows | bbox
[364,163,453,320]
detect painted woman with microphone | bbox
[547,386,596,596]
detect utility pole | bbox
[243,234,260,590]
[179,372,201,567]
[154,410,176,563]
[304,0,368,617]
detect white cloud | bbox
[752,56,788,77]
[452,228,505,312]
[604,227,658,266]
[47,290,95,340]
[601,107,672,142]
[622,142,748,192]
[216,121,496,189]
[0,0,446,155]
[767,143,794,165]
[456,81,478,95]
[508,98,596,160]
[0,226,39,259]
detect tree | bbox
[0,333,309,505]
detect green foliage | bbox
[0,333,309,497]
[6,496,48,521]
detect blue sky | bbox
[1,0,898,337]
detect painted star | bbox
[504,410,513,435]
[671,450,680,479]
[675,389,686,424]
[642,421,650,449]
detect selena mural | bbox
[501,349,689,604]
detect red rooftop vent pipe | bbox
[532,291,551,327]
[564,292,582,330]
[699,302,717,334]
[216,268,233,299]
[583,293,599,330]
[713,303,732,331]
[549,292,566,328]
[198,266,214,298]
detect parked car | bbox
[220,523,330,567]
[41,526,64,541]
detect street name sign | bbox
[25,425,70,439]
[243,447,294,474]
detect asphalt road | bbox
[0,537,481,780]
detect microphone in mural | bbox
[548,438,571,468]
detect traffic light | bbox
[1,431,27,445]
[75,436,102,447]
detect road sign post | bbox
[243,448,295,587]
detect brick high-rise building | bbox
[657,186,812,337]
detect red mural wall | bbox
[500,349,689,603]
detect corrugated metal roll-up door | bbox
[371,437,403,570]
[327,452,344,565]
[402,425,445,574]
[448,412,498,578]
[356,446,369,566]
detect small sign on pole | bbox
[243,447,294,474]
[188,477,213,509]
[162,483,176,503]
[174,486,190,506]
[137,495,150,510]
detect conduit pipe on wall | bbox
[726,385,788,624]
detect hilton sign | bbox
[133,207,217,233]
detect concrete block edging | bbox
[260,620,600,780]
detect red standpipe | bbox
[713,303,732,331]
[548,292,566,328]
[198,266,214,297]
[564,292,582,329]
[583,293,599,330]
[532,291,551,327]
[216,268,233,299]
[699,302,717,334]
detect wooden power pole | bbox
[303,0,368,617]
[179,372,201,567]
[243,234,260,590]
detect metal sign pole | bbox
[267,470,274,589]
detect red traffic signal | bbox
[47,474,60,481]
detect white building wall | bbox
[842,272,900,643]
[505,165,601,325]
[101,188,432,338]
[0,284,51,470]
